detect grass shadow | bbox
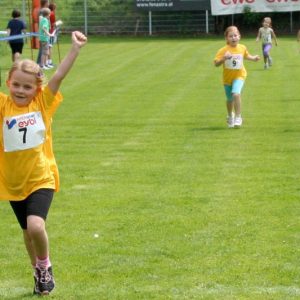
[1,292,36,300]
[191,126,226,131]
[284,98,300,102]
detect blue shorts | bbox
[224,79,245,102]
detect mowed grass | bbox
[0,35,300,299]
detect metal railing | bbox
[1,0,300,36]
[0,0,214,36]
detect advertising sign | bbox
[211,0,300,16]
[136,0,211,11]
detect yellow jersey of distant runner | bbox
[214,44,249,85]
[0,86,63,200]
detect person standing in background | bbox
[38,8,52,70]
[36,0,49,66]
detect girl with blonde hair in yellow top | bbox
[0,31,87,295]
[214,26,260,128]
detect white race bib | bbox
[224,54,243,70]
[261,29,272,44]
[3,112,45,152]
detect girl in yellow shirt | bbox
[214,26,260,128]
[0,31,87,295]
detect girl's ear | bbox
[6,80,10,87]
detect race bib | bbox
[262,30,271,44]
[263,35,271,44]
[3,112,46,152]
[224,54,243,70]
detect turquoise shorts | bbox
[224,79,245,102]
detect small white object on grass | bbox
[94,233,99,238]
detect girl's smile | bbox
[7,70,38,107]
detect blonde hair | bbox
[8,59,45,87]
[224,26,240,37]
[41,7,51,17]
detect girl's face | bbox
[226,30,240,47]
[7,70,38,107]
[263,20,270,28]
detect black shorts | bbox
[10,188,54,230]
[9,42,24,54]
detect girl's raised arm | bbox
[48,31,87,95]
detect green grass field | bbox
[0,35,300,299]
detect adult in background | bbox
[6,9,26,62]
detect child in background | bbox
[214,26,260,128]
[36,0,49,66]
[0,31,87,296]
[38,7,52,70]
[256,17,278,69]
[6,9,26,62]
[48,3,57,67]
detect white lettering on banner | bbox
[211,0,300,15]
[136,0,174,9]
